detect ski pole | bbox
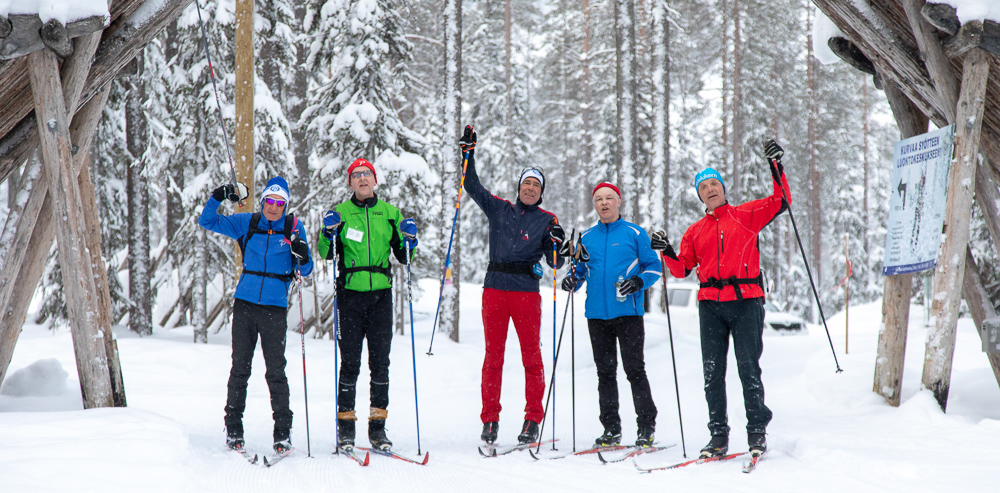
[550,224,561,449]
[535,285,574,454]
[768,155,843,373]
[405,244,422,455]
[427,149,470,355]
[289,228,312,458]
[659,258,686,458]
[330,245,341,454]
[193,0,244,208]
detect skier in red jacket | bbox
[651,140,789,459]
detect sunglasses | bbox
[351,170,373,179]
[264,197,286,207]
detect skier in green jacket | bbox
[317,158,417,452]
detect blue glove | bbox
[400,218,418,249]
[323,210,341,240]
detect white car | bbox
[664,282,807,335]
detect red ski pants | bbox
[480,288,545,424]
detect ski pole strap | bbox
[487,261,542,280]
[241,269,295,283]
[699,274,764,301]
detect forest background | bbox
[5,0,997,340]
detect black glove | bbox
[459,125,477,154]
[763,139,785,179]
[212,182,249,203]
[549,220,565,249]
[561,275,578,292]
[559,240,590,262]
[650,230,670,251]
[290,235,310,265]
[617,276,644,296]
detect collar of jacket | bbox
[260,212,287,229]
[597,216,623,231]
[705,201,731,219]
[515,198,540,212]
[351,193,379,208]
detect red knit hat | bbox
[347,158,377,186]
[592,182,621,199]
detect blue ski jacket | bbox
[570,218,662,320]
[199,196,313,308]
[464,152,565,292]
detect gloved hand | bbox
[549,220,565,250]
[458,125,477,153]
[212,182,249,203]
[561,275,579,292]
[323,210,341,240]
[290,235,310,265]
[650,230,671,251]
[617,276,644,296]
[763,139,785,179]
[400,218,418,249]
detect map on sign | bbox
[882,125,954,276]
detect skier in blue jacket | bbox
[562,182,662,448]
[199,176,313,456]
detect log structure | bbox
[817,0,1000,410]
[0,0,197,407]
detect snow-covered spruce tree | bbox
[305,0,433,335]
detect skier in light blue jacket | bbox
[561,182,662,449]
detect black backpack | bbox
[237,212,298,283]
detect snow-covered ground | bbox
[2,280,998,492]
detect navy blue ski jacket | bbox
[570,218,662,320]
[464,152,565,292]
[199,196,313,307]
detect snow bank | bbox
[942,0,1000,23]
[812,10,845,65]
[4,0,109,24]
[0,358,68,397]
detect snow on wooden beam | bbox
[0,14,107,60]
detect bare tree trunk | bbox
[862,76,871,281]
[290,2,311,203]
[720,0,730,176]
[581,0,593,211]
[164,20,184,251]
[505,0,513,175]
[615,0,636,205]
[730,0,742,201]
[442,0,463,342]
[193,227,208,343]
[126,52,152,337]
[806,6,822,319]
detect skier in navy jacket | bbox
[562,182,662,448]
[199,176,313,455]
[460,126,566,445]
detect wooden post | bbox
[873,80,927,407]
[961,249,1000,387]
[26,47,113,408]
[233,0,255,280]
[921,48,990,411]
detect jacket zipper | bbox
[365,205,373,291]
[258,221,271,303]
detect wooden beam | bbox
[903,0,959,122]
[960,249,1000,388]
[921,48,990,411]
[873,79,929,406]
[0,0,195,186]
[27,47,113,408]
[920,2,960,35]
[233,0,255,281]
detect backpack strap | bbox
[238,213,299,283]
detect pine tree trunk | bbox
[164,20,184,246]
[442,0,463,343]
[806,6,822,318]
[126,54,152,337]
[615,0,636,203]
[193,227,208,343]
[581,0,593,210]
[291,3,311,204]
[730,0,742,202]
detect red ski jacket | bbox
[663,170,791,302]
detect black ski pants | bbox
[587,316,657,433]
[225,298,292,441]
[337,288,393,413]
[699,298,772,436]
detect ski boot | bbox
[517,420,540,445]
[368,419,393,451]
[273,439,292,455]
[226,424,245,451]
[481,422,499,444]
[748,432,767,455]
[700,434,729,458]
[594,428,622,447]
[337,414,357,450]
[636,425,655,448]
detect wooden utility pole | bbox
[921,49,990,411]
[233,0,255,278]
